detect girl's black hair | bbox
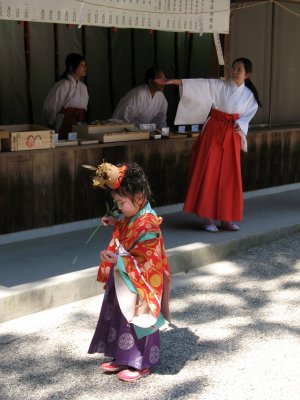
[232,58,262,107]
[59,53,85,80]
[114,162,151,201]
[144,66,163,85]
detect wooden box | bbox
[0,130,10,152]
[72,121,135,138]
[55,140,79,147]
[0,124,54,152]
[97,130,149,143]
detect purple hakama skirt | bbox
[88,267,161,370]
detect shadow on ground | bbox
[0,233,299,400]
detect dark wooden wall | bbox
[0,21,218,127]
[0,128,299,234]
[226,1,300,126]
[242,128,300,190]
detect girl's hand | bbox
[102,215,118,226]
[100,250,118,263]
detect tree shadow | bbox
[1,233,299,400]
[157,324,200,375]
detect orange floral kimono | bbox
[97,203,170,337]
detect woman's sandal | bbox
[117,368,151,382]
[218,222,240,231]
[201,224,219,233]
[100,361,127,373]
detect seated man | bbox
[112,66,168,128]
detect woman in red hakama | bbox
[155,58,261,232]
[185,108,243,224]
[43,53,89,139]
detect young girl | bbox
[155,58,261,232]
[88,162,170,382]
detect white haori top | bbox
[114,240,157,329]
[43,74,89,131]
[174,79,258,135]
[112,84,168,128]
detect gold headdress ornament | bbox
[82,162,127,189]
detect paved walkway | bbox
[1,232,300,400]
[0,186,300,321]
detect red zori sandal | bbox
[117,368,151,382]
[100,361,127,373]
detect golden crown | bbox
[82,162,126,189]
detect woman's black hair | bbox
[59,53,85,80]
[114,162,151,202]
[144,66,163,85]
[232,58,262,107]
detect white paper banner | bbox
[213,32,225,65]
[0,0,230,33]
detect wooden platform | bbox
[0,127,299,234]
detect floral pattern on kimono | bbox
[97,204,170,322]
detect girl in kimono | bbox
[155,58,261,232]
[88,162,170,382]
[43,53,89,139]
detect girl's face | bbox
[112,193,144,218]
[74,60,87,78]
[231,62,250,86]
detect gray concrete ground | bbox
[1,188,300,322]
[1,232,300,400]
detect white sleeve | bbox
[174,79,218,125]
[112,91,141,123]
[236,97,258,135]
[43,81,69,126]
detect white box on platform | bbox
[68,132,77,141]
[139,123,156,132]
[0,124,54,152]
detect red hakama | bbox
[59,106,86,139]
[183,109,243,222]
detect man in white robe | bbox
[112,67,168,129]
